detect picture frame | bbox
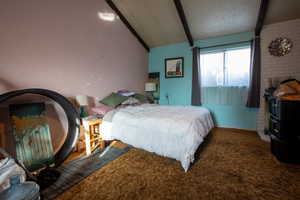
[165,57,184,78]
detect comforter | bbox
[101,104,214,171]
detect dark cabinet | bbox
[264,88,300,164]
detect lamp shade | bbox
[145,82,156,92]
[75,95,89,106]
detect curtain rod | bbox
[197,39,253,50]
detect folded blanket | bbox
[273,80,300,97]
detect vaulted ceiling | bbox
[111,0,300,48]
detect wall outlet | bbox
[165,93,170,105]
[165,93,169,100]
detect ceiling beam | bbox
[173,0,194,46]
[105,0,150,52]
[255,0,269,36]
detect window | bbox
[200,47,251,105]
[200,47,251,87]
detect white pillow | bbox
[121,97,140,105]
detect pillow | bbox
[121,97,140,105]
[91,104,114,115]
[133,93,148,103]
[117,90,135,97]
[99,93,128,108]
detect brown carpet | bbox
[56,128,300,200]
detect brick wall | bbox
[258,18,300,140]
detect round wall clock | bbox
[268,37,293,57]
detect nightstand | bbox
[82,116,105,156]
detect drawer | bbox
[268,98,300,121]
[269,118,300,139]
[270,134,300,164]
[269,117,280,134]
[280,100,300,121]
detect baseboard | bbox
[216,126,271,142]
[216,126,257,134]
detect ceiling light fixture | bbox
[98,12,116,21]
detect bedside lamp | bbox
[75,95,89,118]
[145,82,156,103]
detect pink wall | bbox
[0,0,148,98]
[0,0,148,153]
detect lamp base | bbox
[79,106,88,118]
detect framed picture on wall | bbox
[165,57,184,78]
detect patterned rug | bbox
[41,144,131,200]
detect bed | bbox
[100,104,214,171]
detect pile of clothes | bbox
[0,148,40,200]
[273,79,300,101]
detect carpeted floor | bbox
[56,128,300,200]
[42,143,131,200]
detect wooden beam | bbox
[255,0,269,36]
[173,0,194,46]
[105,0,150,52]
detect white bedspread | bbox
[101,104,214,171]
